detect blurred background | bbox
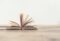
[0,0,60,26]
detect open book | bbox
[6,14,37,30]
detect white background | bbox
[0,0,60,25]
